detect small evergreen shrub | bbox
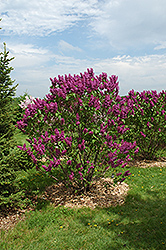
[0,148,34,210]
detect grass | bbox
[0,163,165,249]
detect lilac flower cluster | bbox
[122,89,166,159]
[17,68,137,192]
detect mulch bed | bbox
[42,177,129,209]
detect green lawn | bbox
[0,164,165,250]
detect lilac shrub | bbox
[122,90,166,159]
[17,69,137,192]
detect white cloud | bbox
[7,42,166,97]
[0,0,101,36]
[58,40,82,52]
[7,43,50,68]
[154,41,166,50]
[6,42,90,97]
[93,54,166,94]
[9,44,48,55]
[90,0,166,51]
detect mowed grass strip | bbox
[0,164,165,250]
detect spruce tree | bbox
[0,42,18,158]
[0,21,34,210]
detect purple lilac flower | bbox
[76,113,80,120]
[140,109,144,116]
[61,118,65,125]
[116,172,122,176]
[69,172,74,180]
[134,148,139,154]
[123,170,131,176]
[89,131,93,135]
[76,163,81,169]
[67,160,72,165]
[87,165,94,174]
[54,159,61,167]
[78,139,85,151]
[42,165,49,171]
[150,100,154,107]
[55,148,60,156]
[161,110,165,115]
[78,171,83,180]
[140,131,146,138]
[83,128,88,133]
[61,149,67,155]
[64,136,72,147]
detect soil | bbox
[1,158,166,232]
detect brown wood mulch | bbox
[1,158,166,232]
[43,177,129,210]
[127,157,166,168]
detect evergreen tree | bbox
[0,42,18,158]
[0,20,34,210]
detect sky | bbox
[0,0,166,98]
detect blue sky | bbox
[0,0,166,97]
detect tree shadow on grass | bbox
[107,191,165,250]
[78,190,166,250]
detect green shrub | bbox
[0,147,34,210]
